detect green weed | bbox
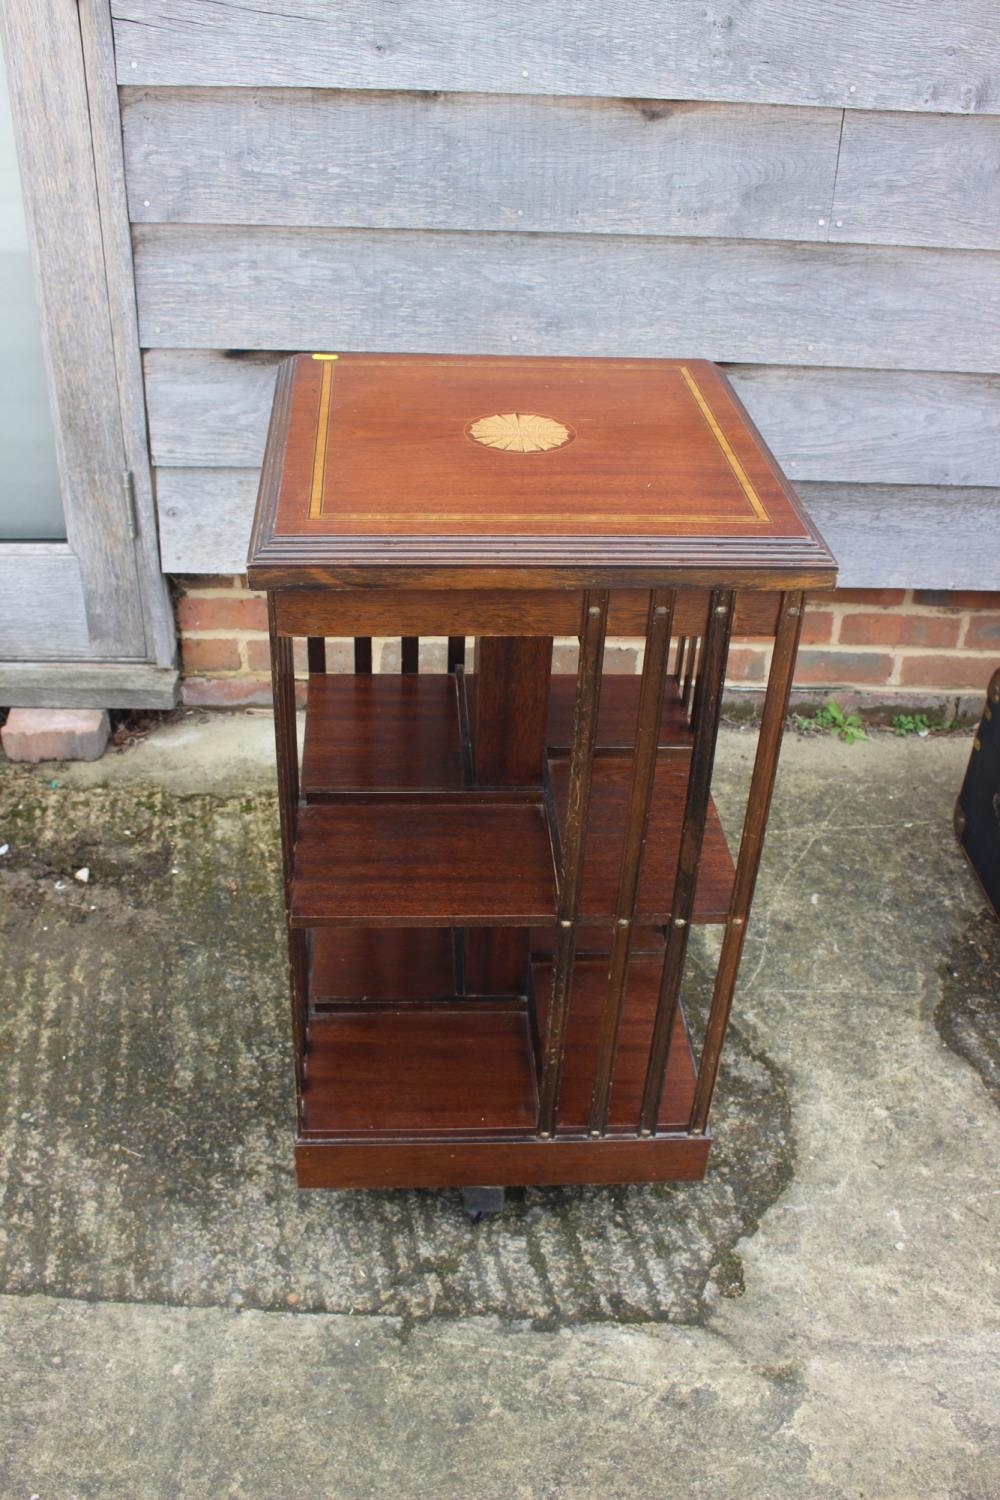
[792,700,868,744]
[891,712,930,737]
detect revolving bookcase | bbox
[247,352,836,1194]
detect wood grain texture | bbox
[1,0,145,657]
[532,958,696,1133]
[145,351,1000,487]
[472,638,553,783]
[156,465,997,590]
[549,755,736,924]
[275,588,781,640]
[735,367,1000,486]
[302,1006,538,1136]
[310,928,458,1004]
[0,550,90,660]
[155,467,259,573]
[121,88,840,242]
[290,800,557,926]
[832,111,1000,251]
[133,226,1000,373]
[546,675,692,749]
[246,355,833,584]
[0,660,179,708]
[301,674,464,795]
[796,483,1000,590]
[77,1,176,668]
[121,88,1000,254]
[294,1133,710,1188]
[110,0,1000,115]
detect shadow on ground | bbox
[0,772,790,1325]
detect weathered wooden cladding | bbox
[122,90,839,243]
[831,111,1000,252]
[122,88,1000,254]
[796,486,1000,591]
[121,3,1000,594]
[110,0,1000,115]
[155,467,1000,590]
[0,549,90,660]
[133,226,1000,374]
[145,352,1000,487]
[2,0,147,659]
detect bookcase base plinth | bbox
[295,1133,711,1191]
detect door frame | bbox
[0,0,176,707]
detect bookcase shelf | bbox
[290,798,556,927]
[295,675,733,927]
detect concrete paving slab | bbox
[1,1297,997,1500]
[1,720,998,1499]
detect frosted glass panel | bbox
[0,32,64,540]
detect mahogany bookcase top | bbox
[247,353,836,590]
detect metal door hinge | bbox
[124,469,139,539]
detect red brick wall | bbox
[173,577,1000,714]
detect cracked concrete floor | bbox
[0,715,998,1498]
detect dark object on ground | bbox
[955,667,1000,920]
[462,1186,506,1222]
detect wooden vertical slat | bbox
[682,635,701,715]
[401,635,419,673]
[354,637,372,674]
[588,589,675,1135]
[673,635,689,681]
[447,636,466,673]
[689,591,805,1133]
[306,637,326,674]
[537,591,608,1137]
[268,597,307,1105]
[639,589,734,1134]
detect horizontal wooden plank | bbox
[121,89,1000,254]
[0,661,179,708]
[155,465,999,591]
[110,0,1000,115]
[832,111,1000,251]
[146,352,281,467]
[121,88,840,243]
[144,352,1000,487]
[733,367,1000,487]
[797,482,1000,591]
[133,226,1000,373]
[295,1134,711,1188]
[274,588,781,639]
[156,466,260,574]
